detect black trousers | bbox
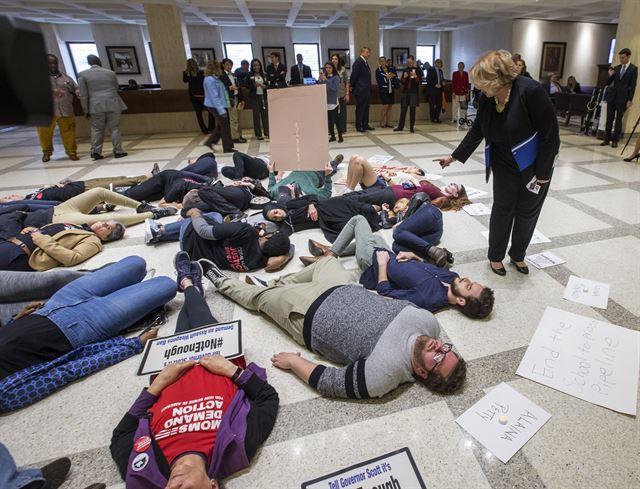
[328,107,343,139]
[489,166,552,262]
[605,101,627,142]
[252,95,269,138]
[343,187,396,206]
[355,93,370,130]
[198,187,248,215]
[428,88,443,122]
[397,94,416,130]
[338,96,347,132]
[190,96,214,133]
[124,169,181,202]
[221,152,269,180]
[175,286,218,334]
[205,108,234,153]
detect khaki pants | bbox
[37,116,77,157]
[217,257,354,345]
[228,100,243,140]
[84,175,148,191]
[52,187,153,227]
[451,94,468,122]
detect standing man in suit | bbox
[77,55,128,160]
[266,52,287,89]
[602,48,637,149]
[221,58,246,144]
[350,46,374,133]
[290,53,312,86]
[426,59,445,123]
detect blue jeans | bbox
[0,442,44,489]
[35,256,177,348]
[392,203,443,256]
[158,212,223,244]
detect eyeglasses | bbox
[427,343,452,374]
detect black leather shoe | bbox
[114,152,128,158]
[600,140,610,146]
[510,259,529,274]
[308,239,331,257]
[91,153,104,160]
[40,457,72,489]
[365,126,375,130]
[490,262,507,276]
[393,127,402,132]
[611,141,618,148]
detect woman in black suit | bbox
[435,50,560,276]
[248,58,269,140]
[183,58,214,134]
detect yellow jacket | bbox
[28,228,103,271]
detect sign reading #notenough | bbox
[301,447,426,489]
[137,320,242,376]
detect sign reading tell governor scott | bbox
[301,447,426,489]
[137,321,242,376]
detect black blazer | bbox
[452,76,560,182]
[248,73,267,100]
[606,63,637,106]
[349,56,372,96]
[266,63,287,89]
[220,71,236,102]
[289,64,312,85]
[425,66,444,90]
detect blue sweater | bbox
[204,75,229,115]
[324,75,340,105]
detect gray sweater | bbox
[307,284,440,399]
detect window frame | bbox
[65,41,99,78]
[223,42,254,69]
[293,42,321,79]
[416,44,436,67]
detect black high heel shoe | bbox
[623,154,639,162]
[510,259,529,274]
[490,262,506,276]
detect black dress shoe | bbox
[510,259,529,274]
[611,141,618,148]
[357,129,366,133]
[40,457,72,489]
[114,152,128,158]
[329,136,336,142]
[600,140,610,146]
[365,126,375,130]
[490,262,507,276]
[393,127,403,132]
[410,128,415,133]
[308,239,331,257]
[91,153,104,160]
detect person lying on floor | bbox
[0,220,124,272]
[300,216,494,318]
[0,256,176,412]
[0,188,176,240]
[0,269,87,326]
[181,208,294,273]
[221,151,270,180]
[203,256,467,399]
[110,251,278,489]
[262,194,380,242]
[266,156,343,204]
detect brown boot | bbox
[299,255,321,267]
[308,239,332,257]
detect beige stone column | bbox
[349,10,379,82]
[144,3,190,89]
[614,0,640,137]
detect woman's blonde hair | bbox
[205,60,222,77]
[471,50,519,93]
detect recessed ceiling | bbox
[0,0,620,30]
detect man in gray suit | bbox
[78,55,128,160]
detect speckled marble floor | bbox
[0,119,638,489]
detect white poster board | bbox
[463,203,491,216]
[516,307,640,415]
[465,186,488,199]
[563,275,610,309]
[301,447,426,489]
[268,84,329,171]
[525,251,565,269]
[137,321,242,376]
[367,155,394,165]
[456,383,551,463]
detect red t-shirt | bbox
[391,181,445,201]
[149,365,239,465]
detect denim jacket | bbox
[204,75,230,115]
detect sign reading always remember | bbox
[268,84,329,171]
[301,447,425,489]
[517,307,640,415]
[137,321,242,376]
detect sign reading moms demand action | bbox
[301,447,426,489]
[137,321,242,376]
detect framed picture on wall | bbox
[328,48,350,69]
[106,46,141,75]
[539,42,567,79]
[190,48,216,69]
[262,46,286,68]
[391,47,410,69]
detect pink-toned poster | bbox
[267,84,329,171]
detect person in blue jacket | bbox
[203,60,234,154]
[319,62,343,143]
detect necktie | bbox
[437,69,441,85]
[299,64,303,75]
[620,65,626,78]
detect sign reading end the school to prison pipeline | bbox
[517,307,640,415]
[301,447,426,489]
[137,321,242,376]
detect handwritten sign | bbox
[367,155,394,165]
[463,202,491,216]
[516,307,640,415]
[464,186,488,199]
[563,275,610,309]
[481,229,551,245]
[137,321,242,376]
[301,447,426,489]
[456,383,551,463]
[424,173,443,180]
[525,251,566,269]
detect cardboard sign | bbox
[563,275,610,309]
[463,202,491,216]
[137,321,242,376]
[301,447,426,489]
[525,251,566,269]
[516,307,640,415]
[268,84,329,171]
[456,383,552,463]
